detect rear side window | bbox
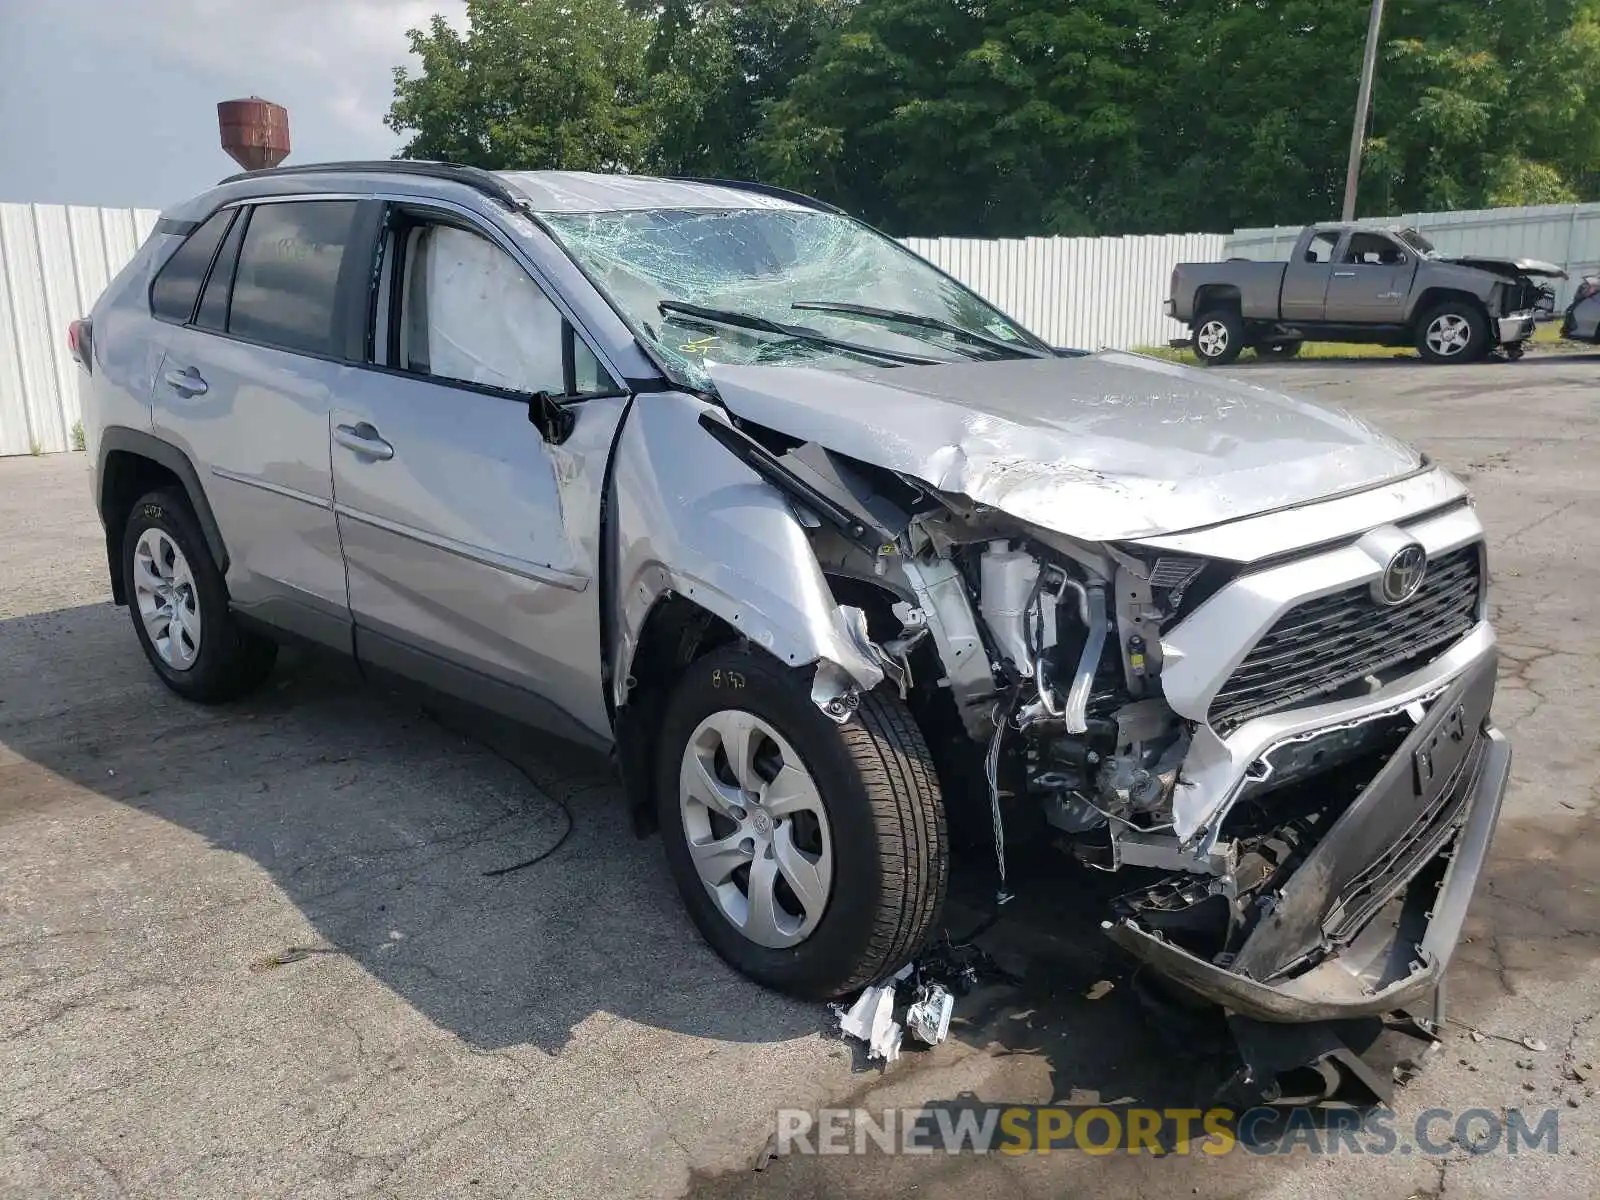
[1303,231,1339,264]
[195,208,249,331]
[228,200,360,357]
[150,211,234,323]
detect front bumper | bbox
[1106,652,1509,1023]
[1496,311,1537,343]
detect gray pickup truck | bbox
[1168,222,1563,365]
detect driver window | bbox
[400,224,566,394]
[1343,232,1404,266]
[1303,231,1339,264]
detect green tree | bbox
[646,0,846,179]
[389,0,1600,234]
[387,0,655,171]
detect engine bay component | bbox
[979,540,1047,672]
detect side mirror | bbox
[528,390,575,445]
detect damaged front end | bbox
[708,402,1510,1104]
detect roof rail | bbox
[675,177,844,215]
[217,160,524,208]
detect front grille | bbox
[1208,543,1482,735]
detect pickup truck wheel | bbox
[1416,303,1488,363]
[1193,310,1244,365]
[122,488,277,703]
[1258,339,1303,359]
[657,647,947,1000]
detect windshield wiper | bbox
[791,301,1050,359]
[658,301,939,366]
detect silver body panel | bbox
[152,327,348,635]
[607,390,886,708]
[331,373,626,740]
[707,352,1420,542]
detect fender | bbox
[607,390,886,710]
[97,426,229,602]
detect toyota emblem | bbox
[1375,542,1428,606]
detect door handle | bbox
[164,367,208,396]
[334,422,395,461]
[1333,270,1357,277]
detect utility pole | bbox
[1341,0,1386,221]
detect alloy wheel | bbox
[678,709,834,948]
[1425,313,1472,357]
[132,528,202,671]
[1197,320,1229,358]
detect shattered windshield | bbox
[1394,227,1438,257]
[541,207,1047,387]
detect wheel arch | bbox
[605,392,906,828]
[1408,287,1489,330]
[97,427,228,607]
[1193,284,1243,319]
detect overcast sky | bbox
[0,0,467,211]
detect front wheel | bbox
[657,647,947,999]
[1415,302,1488,363]
[1193,309,1244,365]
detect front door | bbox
[331,212,628,743]
[1325,231,1416,324]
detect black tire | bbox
[656,646,947,1000]
[122,488,276,703]
[1193,308,1244,365]
[1258,339,1303,359]
[1414,301,1488,363]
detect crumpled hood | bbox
[1441,255,1566,279]
[706,351,1422,541]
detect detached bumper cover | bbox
[1107,654,1510,1023]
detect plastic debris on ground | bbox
[838,982,902,1063]
[905,983,955,1046]
[833,961,963,1062]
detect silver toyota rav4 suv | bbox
[77,162,1508,1096]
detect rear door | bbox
[1279,229,1340,322]
[1325,231,1415,324]
[151,197,379,649]
[330,204,630,743]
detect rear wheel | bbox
[1193,309,1244,365]
[657,647,947,999]
[1415,302,1488,363]
[122,489,276,702]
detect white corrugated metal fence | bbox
[903,232,1224,351]
[0,203,159,456]
[3,198,1597,456]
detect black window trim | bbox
[147,207,239,327]
[363,200,628,407]
[157,196,384,367]
[194,205,251,333]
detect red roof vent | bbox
[218,98,291,171]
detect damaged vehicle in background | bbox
[78,163,1509,1104]
[1169,222,1562,364]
